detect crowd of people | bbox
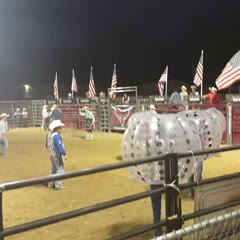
[169,85,220,109]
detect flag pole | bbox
[200,50,203,104]
[72,69,74,99]
[165,65,168,99]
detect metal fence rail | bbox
[0,145,239,239]
[155,210,240,240]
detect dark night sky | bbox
[0,0,240,99]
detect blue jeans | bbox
[150,185,162,236]
[0,136,8,156]
[196,161,203,182]
[49,156,64,189]
[189,161,203,183]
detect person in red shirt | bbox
[203,87,220,104]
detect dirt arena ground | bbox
[0,128,239,240]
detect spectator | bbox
[22,108,28,127]
[149,104,157,113]
[190,85,199,96]
[14,108,22,129]
[180,85,189,110]
[122,93,130,105]
[169,89,182,109]
[202,87,220,105]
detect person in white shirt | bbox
[0,113,9,156]
[22,108,28,127]
[42,105,49,131]
[180,85,189,110]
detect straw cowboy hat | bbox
[52,104,57,109]
[181,85,187,91]
[82,106,90,111]
[191,85,197,89]
[149,104,157,111]
[0,113,10,118]
[49,120,65,130]
[209,87,218,92]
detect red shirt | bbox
[204,93,220,104]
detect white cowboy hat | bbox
[42,105,48,108]
[49,120,65,130]
[0,113,9,118]
[149,104,157,111]
[181,85,187,91]
[209,87,218,92]
[16,108,20,111]
[191,85,197,89]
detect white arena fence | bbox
[0,146,239,240]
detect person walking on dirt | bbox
[42,105,49,131]
[0,113,9,156]
[79,106,95,140]
[46,120,68,190]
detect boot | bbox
[86,133,90,140]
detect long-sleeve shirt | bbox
[204,93,220,104]
[46,132,66,157]
[0,120,8,138]
[80,110,95,121]
[169,92,181,104]
[49,108,62,121]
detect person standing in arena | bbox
[147,106,162,236]
[42,105,49,131]
[49,104,62,121]
[79,106,95,140]
[0,113,9,156]
[46,120,67,190]
[14,108,22,129]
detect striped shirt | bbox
[46,132,66,157]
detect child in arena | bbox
[46,120,68,190]
[79,106,95,140]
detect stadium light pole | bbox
[23,84,31,99]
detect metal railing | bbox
[0,145,240,239]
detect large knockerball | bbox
[177,109,222,151]
[122,112,203,185]
[205,108,226,134]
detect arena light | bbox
[24,84,31,93]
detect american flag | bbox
[88,66,96,97]
[193,50,203,87]
[158,66,168,97]
[71,69,78,92]
[53,72,58,100]
[111,64,117,98]
[216,50,240,90]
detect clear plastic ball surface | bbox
[122,112,203,185]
